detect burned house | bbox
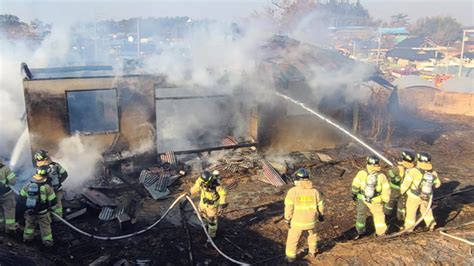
[20,64,257,161]
[21,37,393,173]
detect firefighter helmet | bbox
[32,174,46,182]
[200,171,213,185]
[367,155,380,165]
[34,150,49,161]
[417,152,431,163]
[401,150,416,163]
[295,168,310,179]
[36,165,49,177]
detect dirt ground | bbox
[1,112,473,265]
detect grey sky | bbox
[0,0,472,26]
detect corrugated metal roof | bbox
[23,64,144,80]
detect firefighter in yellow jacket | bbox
[189,171,227,238]
[351,155,390,237]
[34,150,68,218]
[0,159,17,234]
[383,150,416,221]
[20,173,57,246]
[400,152,441,231]
[284,168,324,262]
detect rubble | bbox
[260,159,286,187]
[98,206,125,221]
[139,169,186,200]
[160,151,178,170]
[82,188,117,208]
[65,208,87,221]
[221,136,239,146]
[117,213,132,231]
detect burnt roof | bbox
[21,63,144,80]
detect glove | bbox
[25,209,34,216]
[318,215,325,222]
[352,194,358,202]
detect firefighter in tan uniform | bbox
[0,159,17,234]
[383,150,416,221]
[20,172,57,246]
[401,152,441,231]
[351,155,390,237]
[189,171,227,238]
[34,150,68,218]
[284,168,324,262]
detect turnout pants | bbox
[199,204,218,238]
[356,199,387,236]
[24,212,53,246]
[285,227,317,259]
[384,189,407,221]
[404,193,435,230]
[52,190,63,217]
[0,191,16,232]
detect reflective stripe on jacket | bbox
[190,178,227,208]
[351,167,390,203]
[400,165,441,197]
[284,180,324,230]
[387,161,414,190]
[0,165,16,195]
[36,160,68,190]
[20,181,57,213]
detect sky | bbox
[0,0,472,26]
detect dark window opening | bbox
[66,89,119,135]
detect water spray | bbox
[275,91,394,166]
[9,128,29,170]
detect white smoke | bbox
[0,39,31,172]
[53,135,101,192]
[0,3,382,190]
[31,24,74,67]
[0,20,97,188]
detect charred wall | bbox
[23,75,166,157]
[256,59,351,154]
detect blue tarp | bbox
[379,27,408,35]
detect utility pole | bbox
[94,21,98,62]
[137,19,140,58]
[376,29,382,66]
[353,39,356,59]
[458,29,474,77]
[445,43,449,75]
[458,30,466,77]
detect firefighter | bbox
[383,150,416,221]
[400,152,441,231]
[34,150,68,217]
[189,171,227,238]
[351,155,390,237]
[284,168,324,262]
[0,158,17,234]
[20,172,57,246]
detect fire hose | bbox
[381,194,433,239]
[10,186,249,265]
[439,221,474,246]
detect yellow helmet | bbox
[32,174,46,183]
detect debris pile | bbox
[138,168,185,200]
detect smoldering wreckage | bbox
[1,36,474,265]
